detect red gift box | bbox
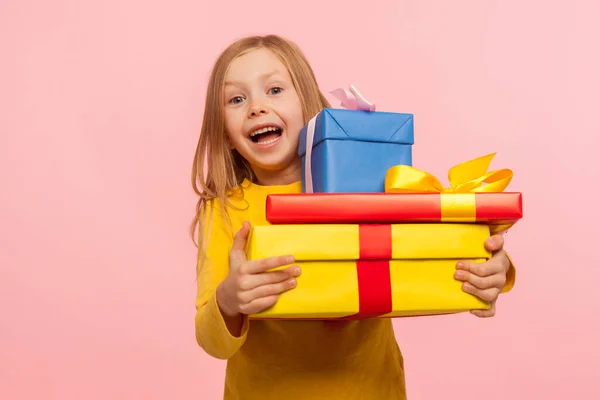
[266,192,522,233]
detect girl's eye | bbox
[229,96,244,104]
[268,87,283,95]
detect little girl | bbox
[191,35,515,400]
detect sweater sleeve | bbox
[194,200,249,360]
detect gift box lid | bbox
[298,108,414,157]
[246,223,491,262]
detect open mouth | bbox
[249,126,283,145]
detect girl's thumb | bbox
[230,221,251,258]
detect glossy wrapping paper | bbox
[266,192,522,235]
[298,107,414,193]
[246,223,492,320]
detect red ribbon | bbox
[346,224,393,319]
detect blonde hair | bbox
[190,35,331,253]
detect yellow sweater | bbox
[194,179,513,400]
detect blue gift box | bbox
[298,108,414,193]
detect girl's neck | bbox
[253,159,302,186]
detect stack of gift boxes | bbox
[245,87,523,320]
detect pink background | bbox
[2,1,599,399]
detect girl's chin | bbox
[248,154,302,175]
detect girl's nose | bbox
[248,102,269,117]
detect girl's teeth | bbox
[251,126,278,136]
[257,136,280,145]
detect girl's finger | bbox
[456,260,503,278]
[229,222,252,267]
[484,235,504,252]
[470,301,496,318]
[239,294,280,315]
[238,265,301,290]
[454,270,505,290]
[461,283,501,303]
[240,277,297,304]
[243,255,295,275]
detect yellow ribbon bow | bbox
[385,153,513,193]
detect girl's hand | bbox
[217,221,301,318]
[454,234,510,318]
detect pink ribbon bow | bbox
[304,85,376,193]
[330,84,376,112]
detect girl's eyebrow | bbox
[224,70,284,87]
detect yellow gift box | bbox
[246,223,492,320]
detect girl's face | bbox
[223,48,305,184]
